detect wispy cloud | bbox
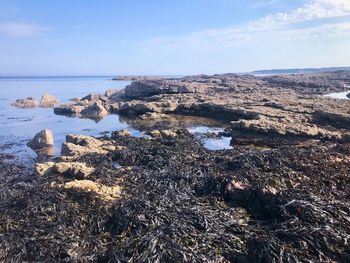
[0,22,48,37]
[143,0,350,50]
[252,0,280,8]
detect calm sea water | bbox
[0,76,232,162]
[0,77,135,159]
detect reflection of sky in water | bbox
[203,137,233,151]
[188,125,232,151]
[187,126,224,134]
[324,90,350,100]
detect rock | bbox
[140,112,171,120]
[81,93,101,101]
[62,180,121,201]
[148,129,177,139]
[148,130,161,138]
[12,97,38,108]
[124,80,199,98]
[34,161,95,179]
[61,134,116,159]
[231,120,244,129]
[347,93,350,99]
[54,103,86,115]
[34,162,55,176]
[99,96,109,103]
[116,129,132,137]
[27,129,54,149]
[81,102,108,118]
[105,89,119,97]
[110,103,121,113]
[160,130,177,139]
[39,93,59,107]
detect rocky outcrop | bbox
[12,97,38,108]
[27,129,54,149]
[40,93,59,107]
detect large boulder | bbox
[40,93,59,107]
[27,129,54,149]
[12,97,38,108]
[81,102,108,118]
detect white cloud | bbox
[143,0,350,50]
[0,22,48,37]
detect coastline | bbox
[1,71,350,261]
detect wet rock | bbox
[347,92,350,99]
[62,180,121,201]
[35,161,95,178]
[12,97,38,108]
[27,129,54,149]
[81,102,108,118]
[39,93,59,107]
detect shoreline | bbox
[1,70,350,261]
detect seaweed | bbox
[0,132,349,262]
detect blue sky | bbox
[0,0,349,75]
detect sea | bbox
[0,76,232,163]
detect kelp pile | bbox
[0,132,349,262]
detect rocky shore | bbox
[2,71,350,261]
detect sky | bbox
[0,0,349,76]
